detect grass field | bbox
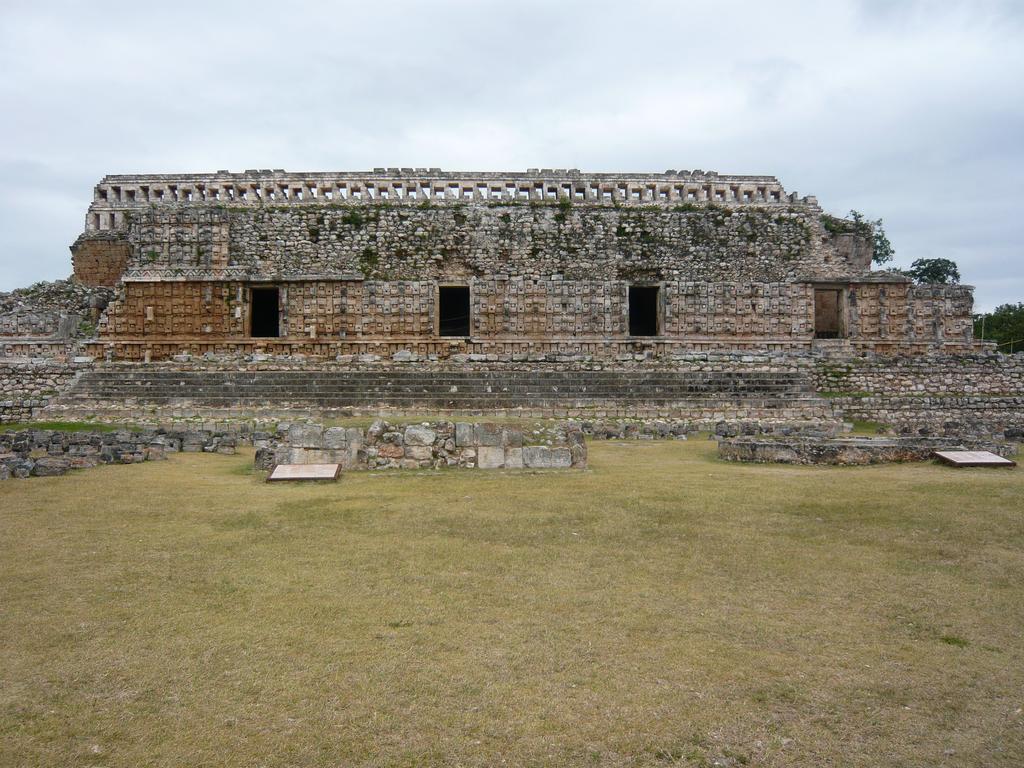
[1,440,1023,767]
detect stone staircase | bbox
[42,367,835,423]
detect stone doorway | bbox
[814,288,844,339]
[251,287,281,338]
[629,285,660,336]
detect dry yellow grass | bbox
[1,440,1023,767]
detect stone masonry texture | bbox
[63,168,978,360]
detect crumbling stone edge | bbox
[0,427,238,480]
[718,436,1017,465]
[254,420,587,472]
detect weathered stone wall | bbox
[55,167,980,360]
[814,354,1024,438]
[84,168,805,235]
[70,234,131,287]
[254,420,587,471]
[118,204,834,282]
[815,354,1024,396]
[718,435,1016,465]
[91,276,977,360]
[99,278,818,342]
[0,280,114,341]
[845,283,975,351]
[0,361,83,422]
[0,426,238,480]
[0,310,80,338]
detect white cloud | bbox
[0,0,1021,310]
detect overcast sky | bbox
[1,0,1021,310]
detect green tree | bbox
[847,210,894,265]
[904,257,960,285]
[974,303,1024,352]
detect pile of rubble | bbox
[0,278,115,341]
[0,278,114,318]
[0,427,237,479]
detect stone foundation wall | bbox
[814,353,1024,438]
[255,420,586,471]
[718,435,1016,465]
[0,361,84,422]
[0,427,237,480]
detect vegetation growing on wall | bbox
[823,210,893,265]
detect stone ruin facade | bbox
[2,166,1020,455]
[64,168,978,362]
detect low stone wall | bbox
[0,361,86,423]
[573,417,844,440]
[814,353,1024,396]
[718,436,1016,465]
[0,427,239,479]
[833,395,1024,440]
[254,420,587,472]
[814,353,1024,438]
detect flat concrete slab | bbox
[934,451,1016,468]
[267,463,341,482]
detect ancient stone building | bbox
[69,168,978,361]
[6,167,1017,441]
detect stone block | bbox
[523,446,573,469]
[505,447,524,469]
[404,425,436,446]
[366,419,387,441]
[323,427,350,449]
[181,431,206,452]
[570,443,587,468]
[404,445,433,461]
[475,423,503,447]
[31,457,71,476]
[377,443,405,459]
[503,429,524,448]
[477,446,505,469]
[455,422,475,447]
[293,448,346,465]
[288,424,324,448]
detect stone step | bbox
[59,368,826,412]
[66,385,815,397]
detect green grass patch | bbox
[2,441,1023,766]
[847,419,890,436]
[940,634,970,648]
[0,420,132,433]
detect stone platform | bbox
[718,436,1017,465]
[40,365,832,426]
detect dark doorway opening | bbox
[251,287,280,338]
[629,285,660,336]
[814,288,843,339]
[438,285,471,337]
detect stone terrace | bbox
[42,365,832,424]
